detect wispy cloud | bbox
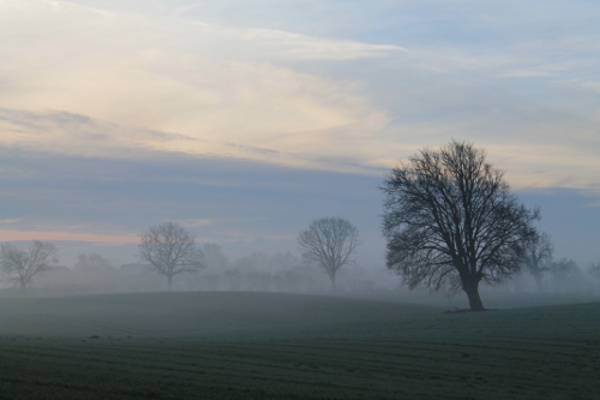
[179,219,213,228]
[0,219,21,225]
[0,0,394,171]
[0,108,392,174]
[0,229,138,245]
[191,22,407,60]
[1,0,599,190]
[40,0,113,18]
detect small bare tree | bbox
[139,222,205,291]
[590,262,600,281]
[0,241,58,290]
[202,243,230,270]
[550,258,581,293]
[523,232,553,291]
[298,217,359,289]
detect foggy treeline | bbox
[0,244,396,296]
[1,243,599,298]
[497,258,600,296]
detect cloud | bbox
[191,22,407,60]
[0,229,138,245]
[180,219,213,228]
[1,0,599,191]
[0,108,391,175]
[40,0,114,17]
[498,71,556,78]
[0,1,395,172]
[580,81,600,93]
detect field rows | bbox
[0,293,599,399]
[1,332,598,398]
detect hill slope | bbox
[0,292,598,399]
[0,291,438,337]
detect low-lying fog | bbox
[3,244,599,311]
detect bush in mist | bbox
[73,254,117,292]
[589,263,600,281]
[213,251,322,292]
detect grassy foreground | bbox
[0,291,598,399]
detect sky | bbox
[0,0,599,269]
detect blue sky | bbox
[0,0,599,268]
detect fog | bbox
[2,242,599,312]
[0,245,393,297]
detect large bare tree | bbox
[298,217,359,289]
[382,141,538,311]
[0,241,58,290]
[139,222,204,291]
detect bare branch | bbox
[382,141,538,311]
[298,217,360,289]
[0,241,58,290]
[139,222,205,291]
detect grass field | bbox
[0,291,599,399]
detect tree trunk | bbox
[462,278,485,311]
[167,275,173,292]
[329,273,336,290]
[19,280,27,291]
[532,272,543,292]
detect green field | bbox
[0,292,598,399]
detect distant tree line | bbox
[0,240,380,295]
[137,218,361,292]
[519,231,586,292]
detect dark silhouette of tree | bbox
[590,262,600,281]
[202,243,230,270]
[522,232,553,291]
[139,222,204,291]
[267,251,298,271]
[298,217,359,289]
[550,258,580,293]
[0,241,58,290]
[74,253,116,291]
[381,141,538,311]
[74,253,114,274]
